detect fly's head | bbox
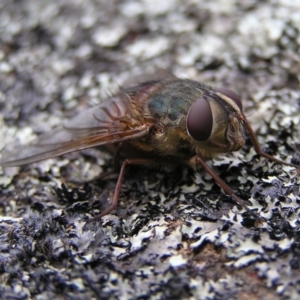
[186,87,246,158]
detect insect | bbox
[0,73,297,222]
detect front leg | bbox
[241,113,299,169]
[193,155,253,214]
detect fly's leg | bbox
[87,158,155,222]
[194,155,260,218]
[242,113,299,168]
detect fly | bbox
[1,74,298,222]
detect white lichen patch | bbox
[126,37,170,59]
[93,23,127,48]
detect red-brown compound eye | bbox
[187,97,213,141]
[215,87,243,111]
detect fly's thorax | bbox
[144,79,209,126]
[128,122,192,159]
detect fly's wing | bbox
[124,69,176,86]
[1,93,151,167]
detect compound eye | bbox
[215,87,243,111]
[187,97,213,141]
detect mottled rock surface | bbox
[0,0,300,299]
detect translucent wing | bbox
[124,69,176,86]
[1,93,150,167]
